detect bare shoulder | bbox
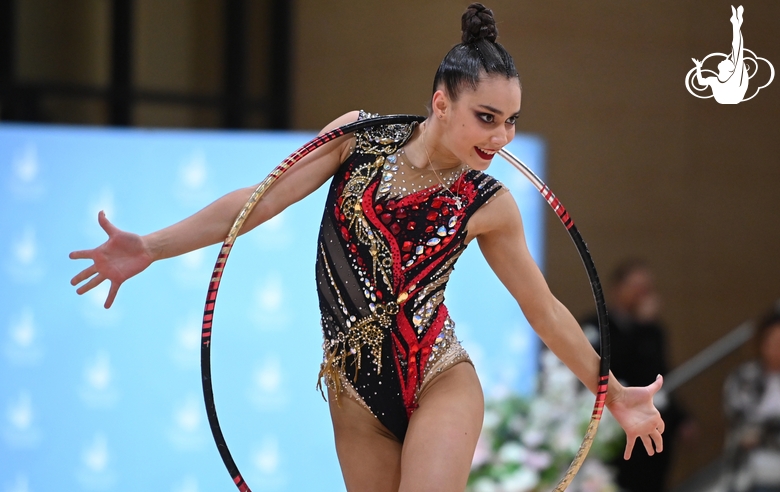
[465,187,522,244]
[318,110,361,163]
[319,110,362,135]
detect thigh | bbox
[327,387,403,492]
[399,362,484,492]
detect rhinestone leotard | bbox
[316,112,504,441]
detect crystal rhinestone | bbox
[437,226,447,237]
[364,288,371,298]
[369,303,376,312]
[448,229,456,235]
[378,183,390,193]
[448,217,457,228]
[382,173,393,182]
[387,154,397,164]
[405,259,414,267]
[426,237,441,246]
[413,314,423,326]
[415,245,424,255]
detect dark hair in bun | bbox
[433,3,518,100]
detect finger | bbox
[657,418,666,434]
[69,249,94,260]
[641,434,655,456]
[76,273,105,295]
[624,436,636,460]
[98,210,119,237]
[71,265,98,286]
[104,282,120,309]
[649,374,664,394]
[651,430,664,453]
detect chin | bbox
[468,159,492,172]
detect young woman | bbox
[70,4,664,491]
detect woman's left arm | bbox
[472,190,665,458]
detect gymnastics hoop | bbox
[200,114,610,492]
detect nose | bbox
[490,126,512,147]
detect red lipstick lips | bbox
[474,147,496,161]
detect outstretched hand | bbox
[69,211,153,308]
[608,375,666,460]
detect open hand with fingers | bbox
[69,211,153,308]
[608,375,666,460]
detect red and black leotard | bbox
[316,112,504,441]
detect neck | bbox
[404,120,461,171]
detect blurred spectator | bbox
[722,309,780,492]
[580,259,693,492]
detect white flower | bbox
[524,450,552,471]
[522,428,545,448]
[483,409,501,430]
[497,442,527,463]
[472,478,500,492]
[502,467,539,492]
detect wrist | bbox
[605,375,625,408]
[141,233,163,262]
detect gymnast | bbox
[70,4,664,491]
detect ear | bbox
[431,89,450,120]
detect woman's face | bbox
[437,75,522,171]
[761,323,780,371]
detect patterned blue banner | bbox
[0,123,545,491]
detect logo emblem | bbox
[685,5,774,103]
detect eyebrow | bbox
[477,104,521,116]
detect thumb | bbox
[649,374,664,394]
[98,210,119,237]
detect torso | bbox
[315,111,504,440]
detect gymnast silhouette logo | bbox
[685,5,774,104]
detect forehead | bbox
[458,75,522,109]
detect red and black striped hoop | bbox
[201,115,610,492]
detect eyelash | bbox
[478,113,518,125]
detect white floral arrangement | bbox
[468,350,623,492]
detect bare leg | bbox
[328,388,403,492]
[399,363,484,492]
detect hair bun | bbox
[461,3,498,44]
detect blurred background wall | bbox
[1,0,778,488]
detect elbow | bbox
[521,295,565,338]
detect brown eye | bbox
[478,113,495,123]
[506,115,518,125]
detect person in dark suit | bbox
[581,259,692,492]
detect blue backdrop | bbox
[0,123,545,492]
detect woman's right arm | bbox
[70,110,361,308]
